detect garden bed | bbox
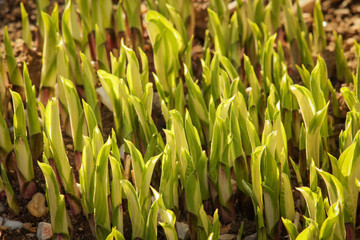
[1,0,360,239]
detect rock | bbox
[66,144,73,151]
[176,222,189,240]
[220,224,231,234]
[0,226,8,231]
[219,234,237,240]
[244,233,257,240]
[23,223,32,231]
[293,0,315,14]
[3,219,23,229]
[37,222,53,240]
[27,193,48,218]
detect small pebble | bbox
[37,222,53,240]
[0,226,8,231]
[79,227,83,231]
[27,193,48,218]
[219,234,237,240]
[30,227,37,233]
[3,219,23,230]
[66,144,73,151]
[244,233,258,240]
[176,222,189,240]
[23,222,32,231]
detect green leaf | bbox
[184,111,210,199]
[98,70,122,140]
[44,98,80,203]
[297,187,325,226]
[83,100,98,139]
[0,163,20,214]
[14,137,34,184]
[0,111,12,157]
[109,156,124,234]
[80,52,102,128]
[166,4,188,43]
[95,24,110,72]
[280,173,295,221]
[62,1,82,85]
[290,85,316,129]
[306,103,329,166]
[170,110,188,158]
[94,138,112,239]
[184,65,209,124]
[121,180,145,239]
[145,197,159,239]
[123,44,143,98]
[341,87,360,112]
[207,9,226,56]
[159,134,179,210]
[313,0,326,53]
[60,77,84,152]
[319,200,339,240]
[251,146,265,211]
[23,64,41,137]
[123,0,142,31]
[40,12,57,89]
[316,169,346,239]
[181,149,202,215]
[140,154,162,216]
[139,47,149,86]
[80,136,95,215]
[282,217,299,240]
[9,90,26,139]
[106,227,125,240]
[146,10,184,95]
[295,220,318,239]
[38,160,69,239]
[20,2,32,48]
[129,95,152,143]
[4,26,23,87]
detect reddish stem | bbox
[74,151,82,171]
[346,223,354,240]
[88,32,96,61]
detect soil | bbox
[0,0,359,239]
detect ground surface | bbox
[0,0,359,239]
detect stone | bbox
[220,224,231,234]
[37,222,53,240]
[23,223,32,231]
[292,0,314,14]
[3,219,23,230]
[0,226,8,231]
[27,193,48,218]
[176,222,189,240]
[244,233,258,240]
[219,234,237,240]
